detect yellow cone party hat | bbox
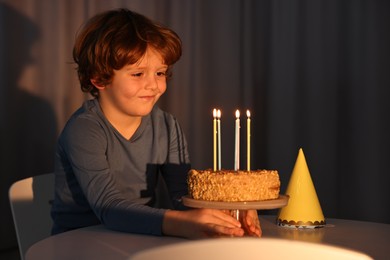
[277,148,325,228]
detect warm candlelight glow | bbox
[213,109,217,171]
[217,109,222,170]
[234,109,240,171]
[246,110,251,171]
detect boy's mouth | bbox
[139,95,156,101]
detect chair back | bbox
[9,173,54,260]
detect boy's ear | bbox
[90,78,106,90]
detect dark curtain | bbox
[160,0,390,223]
[1,0,389,253]
[266,0,390,223]
[261,0,390,223]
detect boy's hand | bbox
[240,210,262,237]
[163,208,245,239]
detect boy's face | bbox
[97,47,168,120]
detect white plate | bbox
[130,238,373,260]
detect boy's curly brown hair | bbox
[73,9,182,97]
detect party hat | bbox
[277,148,325,228]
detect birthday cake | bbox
[187,169,280,202]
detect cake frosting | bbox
[187,169,280,202]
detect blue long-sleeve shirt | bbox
[51,99,190,235]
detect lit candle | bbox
[217,109,222,170]
[246,110,251,171]
[234,110,240,171]
[213,109,217,171]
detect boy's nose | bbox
[145,75,159,90]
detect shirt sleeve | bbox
[61,116,166,235]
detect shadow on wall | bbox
[0,3,57,252]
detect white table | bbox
[26,215,390,260]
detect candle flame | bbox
[213,108,217,118]
[246,110,251,118]
[217,109,221,118]
[235,109,240,118]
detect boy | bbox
[51,8,260,238]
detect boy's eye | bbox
[131,72,143,77]
[156,71,167,77]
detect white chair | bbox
[9,173,54,260]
